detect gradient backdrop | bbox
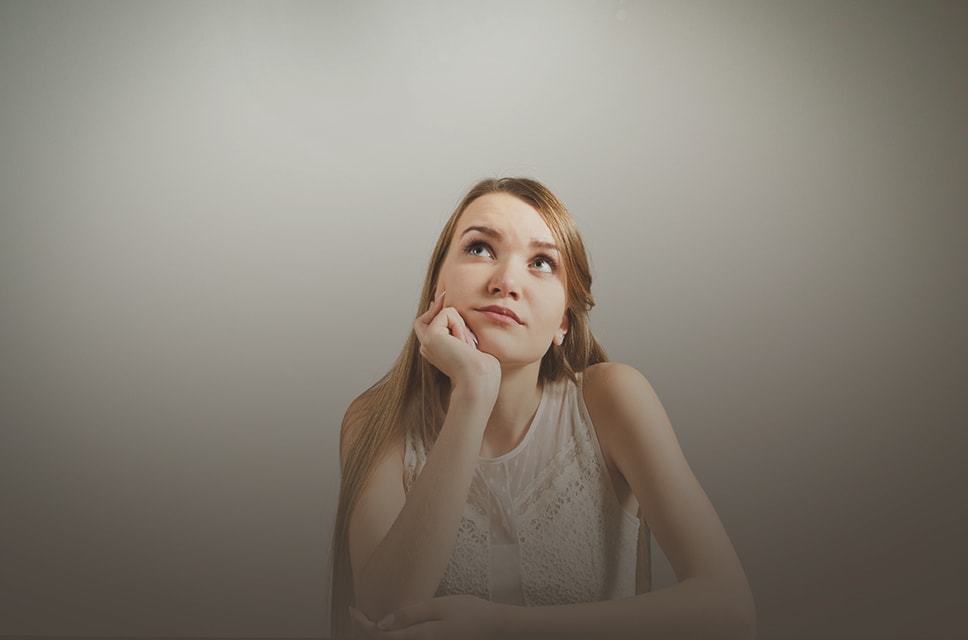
[1,1,965,638]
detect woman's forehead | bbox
[455,193,555,243]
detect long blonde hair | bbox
[329,177,607,638]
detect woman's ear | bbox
[554,315,569,346]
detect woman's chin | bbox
[476,345,544,371]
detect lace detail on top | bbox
[403,376,640,605]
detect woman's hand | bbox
[350,595,505,640]
[413,292,500,392]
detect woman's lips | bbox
[475,306,523,325]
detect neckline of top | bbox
[477,379,557,464]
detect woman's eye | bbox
[531,256,556,273]
[465,242,492,258]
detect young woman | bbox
[331,178,755,639]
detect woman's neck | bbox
[478,362,543,458]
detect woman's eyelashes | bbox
[530,255,558,273]
[461,240,559,274]
[464,240,493,258]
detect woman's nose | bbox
[488,261,521,299]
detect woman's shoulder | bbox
[580,362,667,443]
[581,361,657,406]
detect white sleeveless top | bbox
[403,376,640,605]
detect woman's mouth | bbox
[475,305,523,325]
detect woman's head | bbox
[420,177,602,382]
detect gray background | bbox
[1,1,965,638]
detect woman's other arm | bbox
[507,361,755,639]
[345,294,500,622]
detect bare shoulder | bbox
[582,361,655,397]
[581,362,678,465]
[581,361,663,420]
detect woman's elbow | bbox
[354,573,431,623]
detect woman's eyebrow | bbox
[459,225,558,252]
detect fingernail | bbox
[438,290,446,302]
[377,613,394,630]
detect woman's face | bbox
[435,192,569,369]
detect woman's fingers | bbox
[429,307,472,344]
[375,599,441,631]
[349,607,381,638]
[413,291,448,344]
[350,605,441,640]
[451,311,478,347]
[415,292,476,348]
[416,290,445,325]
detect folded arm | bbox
[346,294,502,622]
[353,362,756,640]
[344,383,495,622]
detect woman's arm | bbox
[354,361,755,640]
[356,582,753,640]
[346,384,494,622]
[346,293,501,622]
[503,361,753,639]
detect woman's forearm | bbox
[354,383,495,621]
[499,578,756,640]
